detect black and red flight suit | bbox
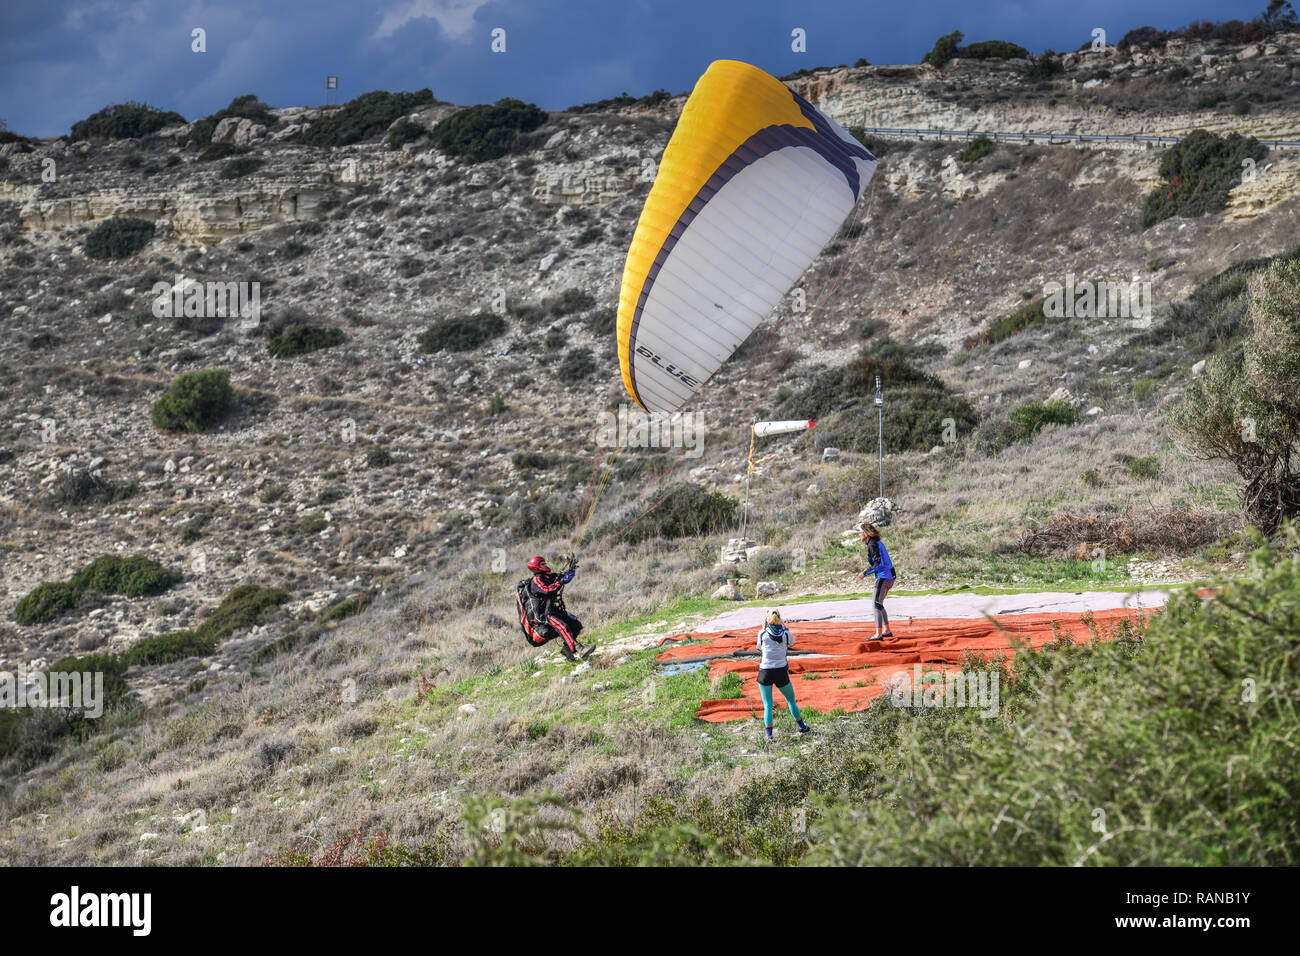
[522,566,583,654]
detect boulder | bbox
[720,537,757,564]
[711,582,742,601]
[822,446,840,462]
[755,581,782,597]
[857,496,899,527]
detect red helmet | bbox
[527,556,550,573]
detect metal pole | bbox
[875,375,883,499]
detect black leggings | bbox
[874,577,893,630]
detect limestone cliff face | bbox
[788,33,1300,143]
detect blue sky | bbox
[0,0,1274,137]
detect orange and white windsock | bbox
[752,420,816,437]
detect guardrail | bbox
[855,126,1300,149]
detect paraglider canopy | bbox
[616,59,877,416]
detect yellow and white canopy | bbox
[617,59,877,415]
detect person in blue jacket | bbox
[857,521,895,640]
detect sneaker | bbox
[578,642,596,659]
[797,721,811,735]
[764,726,774,742]
[560,645,577,662]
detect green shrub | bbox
[1197,91,1227,109]
[14,581,80,625]
[1132,377,1157,401]
[69,554,181,598]
[511,451,550,472]
[921,30,963,67]
[778,339,978,453]
[1142,130,1268,228]
[959,134,995,163]
[297,89,435,147]
[151,369,233,433]
[1010,398,1078,440]
[318,592,372,623]
[219,156,264,179]
[964,298,1046,349]
[619,483,737,543]
[118,630,215,666]
[267,323,345,357]
[962,40,1029,59]
[574,226,602,246]
[1025,52,1064,79]
[509,498,571,538]
[386,117,427,149]
[197,584,289,642]
[1128,455,1161,480]
[85,218,155,260]
[294,512,327,535]
[1171,256,1300,533]
[366,447,393,468]
[70,102,185,141]
[429,98,548,163]
[418,313,507,352]
[559,347,597,381]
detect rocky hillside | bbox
[1,34,1298,710]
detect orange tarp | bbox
[656,607,1152,722]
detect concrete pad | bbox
[699,589,1174,633]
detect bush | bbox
[366,447,393,468]
[14,581,80,625]
[386,118,427,149]
[1172,257,1300,533]
[84,218,155,260]
[1018,507,1217,556]
[220,156,264,179]
[543,288,595,317]
[318,593,372,623]
[922,30,963,67]
[511,451,550,472]
[1128,455,1161,480]
[418,313,507,352]
[69,555,181,598]
[964,298,1046,349]
[559,347,598,381]
[1010,398,1078,440]
[198,584,289,642]
[151,369,234,433]
[117,630,215,666]
[69,102,186,141]
[297,89,435,147]
[778,339,978,453]
[267,323,345,357]
[618,483,737,543]
[959,134,994,163]
[962,40,1029,59]
[49,471,136,507]
[1025,52,1064,79]
[429,98,548,163]
[1142,130,1268,228]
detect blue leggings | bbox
[759,681,803,726]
